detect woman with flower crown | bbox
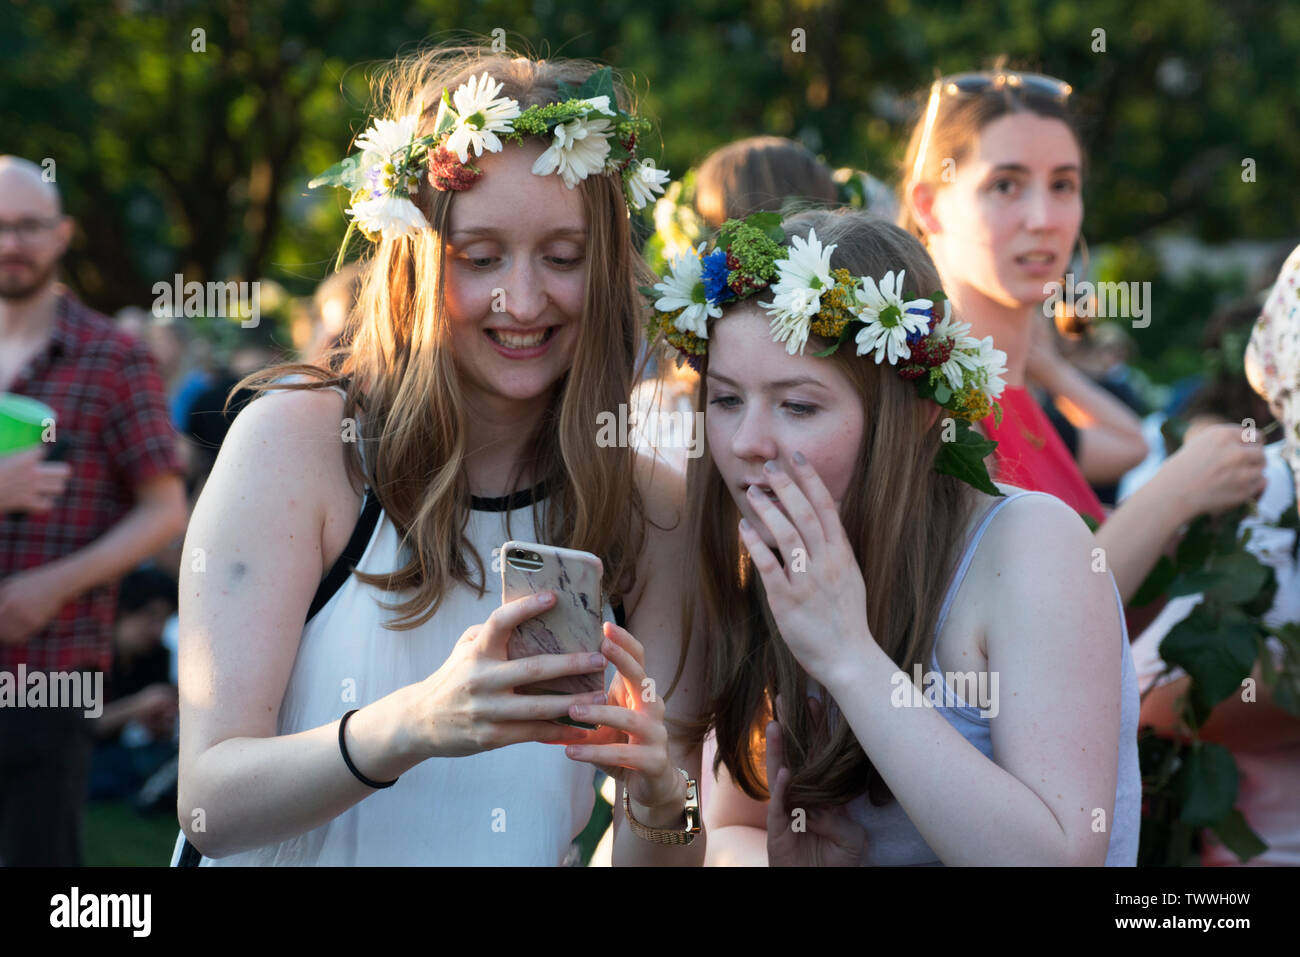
[647,207,1141,864]
[169,45,706,865]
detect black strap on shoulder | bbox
[305,489,382,623]
[177,835,201,867]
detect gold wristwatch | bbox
[623,768,700,846]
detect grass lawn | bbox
[84,801,179,867]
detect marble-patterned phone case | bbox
[501,541,605,696]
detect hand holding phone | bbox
[500,541,606,699]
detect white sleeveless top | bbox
[173,482,609,866]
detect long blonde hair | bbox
[682,210,979,807]
[240,44,651,626]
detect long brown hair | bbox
[897,63,1085,241]
[238,44,651,626]
[684,210,980,807]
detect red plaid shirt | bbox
[0,287,182,673]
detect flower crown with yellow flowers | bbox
[644,212,1009,495]
[309,68,669,268]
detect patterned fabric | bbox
[1247,243,1300,494]
[0,288,182,673]
[978,385,1105,524]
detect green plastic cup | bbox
[0,393,57,454]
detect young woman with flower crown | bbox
[647,208,1141,865]
[170,46,707,865]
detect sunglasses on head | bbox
[910,71,1074,185]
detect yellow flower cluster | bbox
[808,268,859,340]
[655,307,707,357]
[952,386,993,422]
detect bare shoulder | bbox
[976,489,1119,639]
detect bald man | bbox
[0,156,188,865]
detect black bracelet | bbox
[338,709,398,789]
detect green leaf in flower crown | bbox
[718,212,783,251]
[935,421,1001,496]
[638,284,660,299]
[308,154,362,190]
[933,381,953,405]
[1160,603,1258,709]
[558,67,616,106]
[812,323,856,358]
[1173,741,1238,827]
[1207,808,1268,862]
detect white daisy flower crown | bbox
[309,68,669,264]
[645,213,1010,495]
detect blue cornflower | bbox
[701,248,735,305]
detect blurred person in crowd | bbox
[0,155,187,865]
[0,446,71,515]
[694,136,840,229]
[182,323,285,501]
[115,305,215,434]
[301,260,364,367]
[1134,244,1300,866]
[897,68,1266,605]
[88,567,178,804]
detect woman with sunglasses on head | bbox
[170,44,707,866]
[651,208,1140,865]
[898,69,1267,603]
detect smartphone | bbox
[500,541,606,727]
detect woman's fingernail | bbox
[537,591,554,605]
[571,705,588,717]
[764,459,778,473]
[793,451,807,465]
[739,518,752,533]
[588,653,607,668]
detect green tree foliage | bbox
[3,0,1296,317]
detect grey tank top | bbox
[841,490,1141,866]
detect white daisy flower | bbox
[345,193,430,241]
[851,269,932,365]
[969,336,1009,398]
[653,243,720,337]
[442,72,521,163]
[532,116,613,188]
[761,229,836,355]
[353,114,418,179]
[625,159,671,209]
[574,95,616,116]
[938,336,984,392]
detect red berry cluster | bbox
[911,334,953,367]
[725,249,767,296]
[426,146,483,191]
